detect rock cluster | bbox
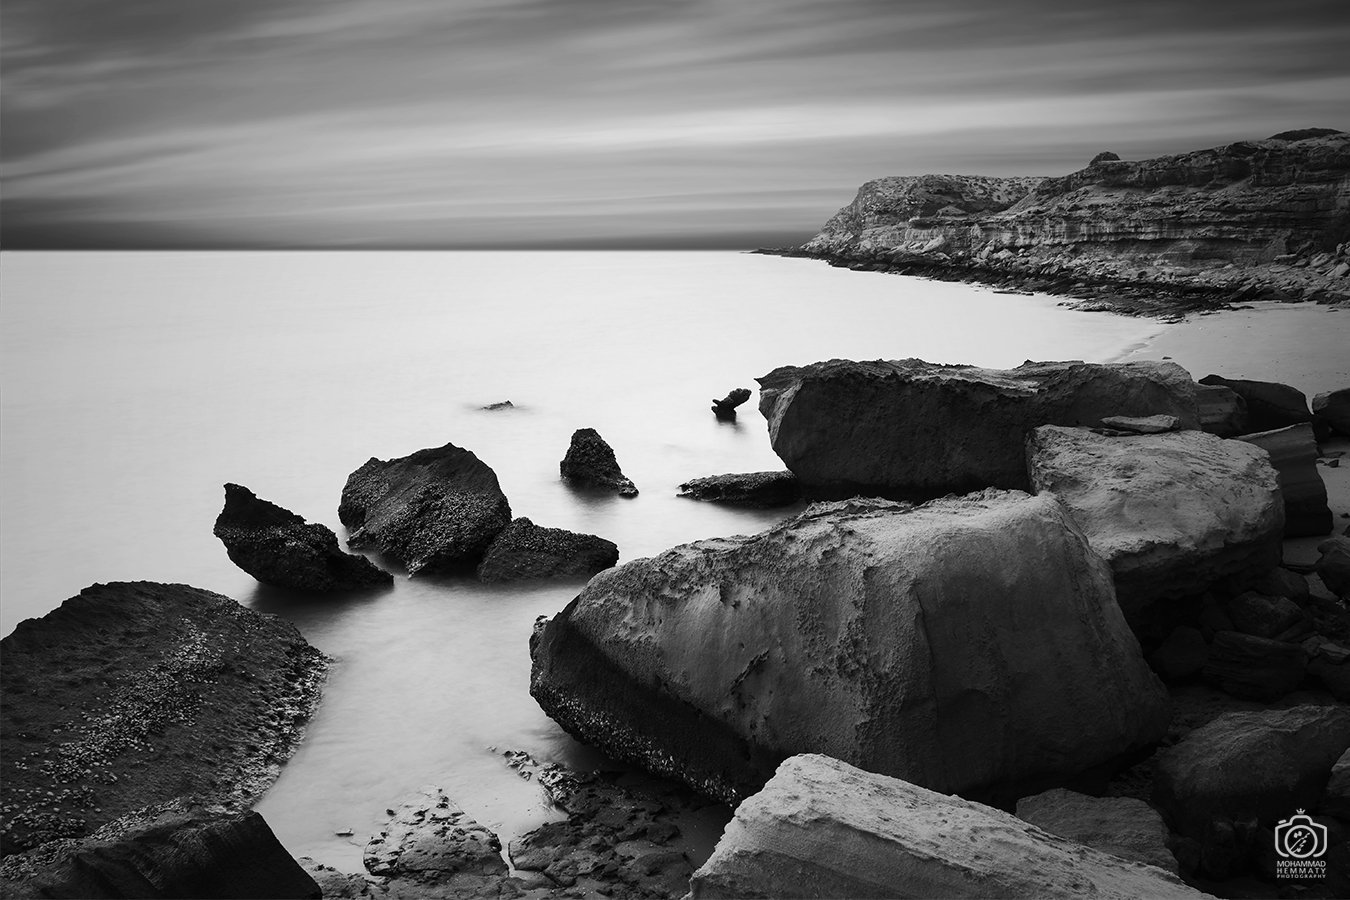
[559,428,638,496]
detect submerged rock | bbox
[677,471,800,507]
[757,358,1197,499]
[531,490,1168,805]
[476,517,618,583]
[688,755,1205,899]
[1236,423,1333,537]
[559,428,638,496]
[213,483,391,592]
[339,442,512,575]
[712,387,752,420]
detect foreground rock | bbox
[1195,384,1249,437]
[757,358,1197,499]
[1314,388,1350,437]
[1026,426,1283,634]
[339,442,512,575]
[1236,423,1333,537]
[213,483,391,592]
[476,518,618,583]
[0,582,327,856]
[1015,789,1178,873]
[559,428,638,496]
[0,805,319,899]
[1198,375,1313,433]
[676,471,800,507]
[688,755,1205,899]
[531,490,1169,805]
[364,787,508,885]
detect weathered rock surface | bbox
[559,428,637,496]
[475,518,618,583]
[1101,414,1181,434]
[758,357,1198,499]
[688,755,1206,899]
[1015,788,1178,873]
[1026,426,1283,629]
[1152,705,1350,839]
[339,442,512,575]
[1,582,327,856]
[1195,384,1248,437]
[1200,631,1308,701]
[531,490,1169,805]
[676,471,800,507]
[1224,591,1308,640]
[0,806,319,899]
[1316,535,1350,597]
[1236,423,1333,537]
[1314,388,1350,437]
[1199,376,1313,433]
[213,483,391,592]
[364,787,507,881]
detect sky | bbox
[2,0,1348,249]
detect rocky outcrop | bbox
[676,471,800,507]
[757,358,1198,499]
[559,428,637,496]
[213,483,391,592]
[1236,423,1333,537]
[688,755,1206,899]
[475,518,618,583]
[712,388,752,420]
[0,806,319,899]
[1198,375,1313,433]
[1314,388,1350,436]
[1025,426,1283,632]
[794,131,1350,316]
[1195,384,1248,437]
[0,582,327,856]
[531,490,1169,805]
[363,787,508,882]
[1015,789,1178,873]
[339,442,512,575]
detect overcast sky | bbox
[2,0,1347,248]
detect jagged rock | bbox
[1015,789,1178,873]
[1313,388,1350,436]
[0,807,319,899]
[1147,627,1208,681]
[213,484,391,592]
[688,755,1206,900]
[296,859,383,898]
[364,787,507,880]
[339,442,512,575]
[475,518,618,583]
[1152,705,1350,839]
[1224,591,1308,640]
[1251,567,1311,604]
[676,471,800,507]
[1199,375,1312,433]
[757,358,1198,499]
[559,428,637,496]
[1316,536,1350,597]
[1322,749,1350,818]
[531,490,1169,805]
[1100,414,1181,434]
[1026,426,1283,633]
[712,388,752,420]
[0,582,327,856]
[1201,631,1308,700]
[1236,423,1333,537]
[1194,383,1249,437]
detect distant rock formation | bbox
[213,483,391,592]
[559,428,637,496]
[339,442,512,574]
[476,518,619,583]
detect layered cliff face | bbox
[802,130,1350,311]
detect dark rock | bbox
[295,859,382,899]
[1311,659,1350,700]
[339,442,512,575]
[1099,414,1181,434]
[213,484,391,592]
[1201,631,1308,700]
[363,787,507,880]
[1015,788,1177,873]
[480,400,514,411]
[559,428,637,496]
[1089,151,1122,164]
[1194,383,1249,437]
[0,807,319,899]
[1251,567,1311,604]
[1224,591,1308,640]
[476,518,618,583]
[1199,375,1312,433]
[1316,536,1350,597]
[711,388,752,420]
[1236,423,1333,537]
[531,491,1168,805]
[676,471,800,507]
[1313,388,1350,437]
[1147,626,1208,681]
[757,358,1198,499]
[1322,749,1350,819]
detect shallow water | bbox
[0,250,1164,869]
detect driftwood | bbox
[712,388,752,420]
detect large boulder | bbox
[757,358,1198,499]
[677,471,800,507]
[338,442,512,575]
[688,755,1206,899]
[1236,423,1333,537]
[213,483,391,592]
[531,490,1169,805]
[476,518,618,583]
[1026,425,1283,632]
[1197,375,1312,433]
[0,807,319,899]
[559,428,638,496]
[1194,383,1249,437]
[1015,788,1178,873]
[1313,387,1350,437]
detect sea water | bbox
[0,250,1164,869]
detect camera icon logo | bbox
[1275,810,1328,860]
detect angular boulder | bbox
[676,471,800,507]
[559,428,637,496]
[339,442,512,575]
[1015,788,1178,873]
[531,490,1169,805]
[1197,375,1312,433]
[688,755,1206,900]
[213,483,391,592]
[1201,631,1308,701]
[1026,425,1283,630]
[757,358,1199,499]
[1195,383,1248,437]
[1313,387,1350,437]
[476,518,618,583]
[1236,423,1332,537]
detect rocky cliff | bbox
[795,129,1350,315]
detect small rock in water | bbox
[335,828,354,837]
[481,400,514,411]
[712,387,752,420]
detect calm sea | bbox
[0,250,1164,869]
